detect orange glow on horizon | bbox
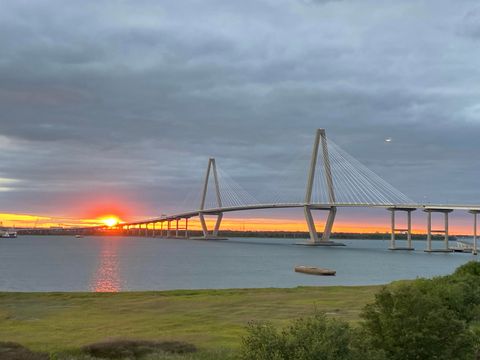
[0,212,477,235]
[175,217,475,235]
[70,194,143,222]
[100,216,121,227]
[185,217,392,233]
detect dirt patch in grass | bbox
[0,341,48,360]
[82,339,197,359]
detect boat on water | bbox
[450,239,475,253]
[294,265,336,276]
[0,230,17,238]
[75,234,84,238]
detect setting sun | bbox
[100,216,120,227]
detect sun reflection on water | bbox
[91,239,121,292]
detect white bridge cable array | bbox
[213,153,313,207]
[178,134,415,211]
[185,166,263,210]
[217,169,260,207]
[312,138,414,205]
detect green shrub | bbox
[143,349,238,359]
[0,341,48,360]
[452,260,480,278]
[282,313,351,360]
[240,312,357,360]
[348,328,387,360]
[361,283,476,360]
[82,339,196,359]
[241,322,284,360]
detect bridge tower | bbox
[302,128,344,246]
[198,158,224,239]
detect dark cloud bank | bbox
[0,0,480,221]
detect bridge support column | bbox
[301,206,343,246]
[469,210,479,255]
[388,208,415,250]
[424,209,453,253]
[304,206,319,243]
[175,219,179,238]
[185,218,189,239]
[198,213,225,240]
[152,222,155,237]
[322,206,336,242]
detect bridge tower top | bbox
[200,158,222,211]
[305,128,335,205]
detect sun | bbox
[100,216,120,227]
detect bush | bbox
[361,283,476,360]
[282,313,351,360]
[0,341,48,360]
[241,312,359,360]
[452,260,480,278]
[82,339,197,359]
[241,321,285,360]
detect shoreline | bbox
[0,283,384,294]
[14,230,462,240]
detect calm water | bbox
[0,236,477,292]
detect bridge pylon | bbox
[301,129,344,246]
[198,158,225,239]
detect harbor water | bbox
[0,236,476,292]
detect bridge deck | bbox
[116,202,480,228]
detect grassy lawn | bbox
[0,286,379,356]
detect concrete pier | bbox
[424,209,453,253]
[388,207,416,250]
[469,210,479,255]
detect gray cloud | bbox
[0,0,480,222]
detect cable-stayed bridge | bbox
[68,129,480,254]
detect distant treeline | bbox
[17,228,454,241]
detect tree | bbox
[241,312,357,360]
[361,283,476,360]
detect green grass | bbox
[0,286,379,356]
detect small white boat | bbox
[294,265,336,276]
[0,230,17,238]
[450,240,474,253]
[75,234,84,238]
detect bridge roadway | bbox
[104,202,479,255]
[120,202,480,226]
[17,201,480,255]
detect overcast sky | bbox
[1,0,480,221]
